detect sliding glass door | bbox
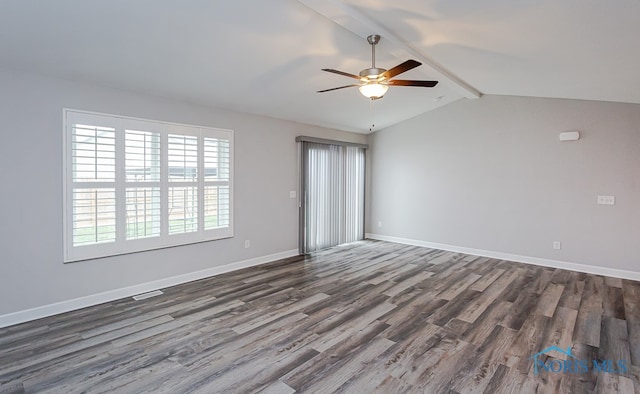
[298,137,367,254]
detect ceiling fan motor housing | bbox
[359,67,387,79]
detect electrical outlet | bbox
[597,195,615,205]
[377,221,382,228]
[244,240,250,249]
[553,241,561,250]
[289,190,296,199]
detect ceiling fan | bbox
[318,34,438,100]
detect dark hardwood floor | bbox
[1,240,639,393]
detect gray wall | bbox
[368,95,640,272]
[0,68,366,315]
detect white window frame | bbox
[63,109,234,262]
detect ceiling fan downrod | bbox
[368,34,379,68]
[360,35,386,79]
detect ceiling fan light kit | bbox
[359,83,389,99]
[318,34,438,100]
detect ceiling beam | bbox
[298,0,481,99]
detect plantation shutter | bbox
[204,136,231,230]
[64,110,234,262]
[124,121,162,241]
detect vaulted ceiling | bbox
[1,0,638,133]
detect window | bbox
[64,110,233,262]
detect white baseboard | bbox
[0,249,299,329]
[366,233,640,281]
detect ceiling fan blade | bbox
[317,84,360,93]
[321,69,362,80]
[387,79,438,87]
[380,60,421,80]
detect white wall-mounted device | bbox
[559,131,580,141]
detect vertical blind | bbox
[300,140,366,253]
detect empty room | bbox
[1,1,639,393]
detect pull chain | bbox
[369,98,375,132]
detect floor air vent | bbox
[132,290,164,301]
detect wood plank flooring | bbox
[1,240,639,393]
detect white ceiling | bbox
[1,0,639,133]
